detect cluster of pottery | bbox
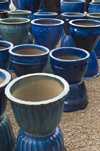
[0,0,100,151]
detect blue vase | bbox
[9,44,49,76]
[60,0,86,13]
[12,0,20,9]
[89,2,100,13]
[38,0,47,12]
[17,126,64,151]
[69,19,100,78]
[0,0,9,10]
[0,18,30,46]
[61,12,86,47]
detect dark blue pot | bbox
[18,0,41,13]
[0,69,11,115]
[61,12,86,47]
[50,47,89,84]
[0,113,16,151]
[0,41,13,70]
[87,13,100,58]
[17,126,64,151]
[34,12,58,19]
[69,19,100,78]
[9,44,49,76]
[0,18,30,46]
[0,0,9,11]
[64,80,88,112]
[12,0,20,9]
[89,2,100,13]
[31,18,64,50]
[60,0,86,13]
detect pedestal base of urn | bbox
[0,113,16,151]
[64,80,88,112]
[17,126,64,151]
[84,50,99,79]
[61,33,74,47]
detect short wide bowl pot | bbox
[0,18,30,45]
[5,73,69,135]
[0,69,11,116]
[0,41,13,70]
[9,44,49,77]
[31,18,64,50]
[50,47,90,84]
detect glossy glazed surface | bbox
[89,2,100,13]
[0,0,9,10]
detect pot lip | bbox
[0,10,8,14]
[69,19,100,28]
[34,12,58,16]
[31,18,64,26]
[90,2,100,5]
[8,10,32,15]
[60,0,85,3]
[0,40,13,51]
[49,47,90,62]
[87,13,100,18]
[0,69,11,88]
[61,12,86,18]
[0,18,30,25]
[9,44,50,57]
[5,73,69,105]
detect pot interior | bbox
[76,23,97,26]
[14,48,45,55]
[0,46,7,49]
[0,77,4,84]
[58,55,82,60]
[12,78,64,102]
[37,21,57,25]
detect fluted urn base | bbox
[17,126,64,151]
[0,113,16,151]
[64,80,88,112]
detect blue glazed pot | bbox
[0,18,30,46]
[0,0,9,10]
[60,0,86,13]
[87,13,100,58]
[0,69,11,116]
[50,47,90,84]
[61,12,86,47]
[69,19,100,78]
[89,2,100,13]
[0,41,13,71]
[12,0,20,9]
[18,0,41,13]
[31,18,64,50]
[34,12,58,19]
[9,44,49,77]
[17,126,64,151]
[38,0,47,12]
[5,73,69,135]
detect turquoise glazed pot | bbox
[0,18,30,45]
[60,0,86,13]
[61,12,86,47]
[69,19,100,78]
[5,73,69,135]
[31,18,64,50]
[17,126,64,151]
[9,44,49,76]
[87,13,100,58]
[89,2,100,13]
[0,41,13,71]
[8,10,33,44]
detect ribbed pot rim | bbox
[0,18,30,25]
[87,13,100,18]
[9,44,50,57]
[0,69,11,88]
[61,12,86,18]
[60,0,85,3]
[8,10,32,15]
[31,18,64,27]
[5,73,69,105]
[0,40,13,51]
[90,2,100,5]
[34,12,58,17]
[49,47,90,63]
[69,19,100,28]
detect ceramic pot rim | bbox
[0,10,8,14]
[5,73,69,105]
[87,13,100,18]
[60,0,85,3]
[0,40,13,51]
[49,47,90,62]
[34,12,58,17]
[0,18,30,24]
[9,44,50,57]
[0,69,11,88]
[69,19,100,28]
[90,2,100,5]
[31,18,64,26]
[61,12,86,18]
[0,1,8,3]
[8,10,32,15]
